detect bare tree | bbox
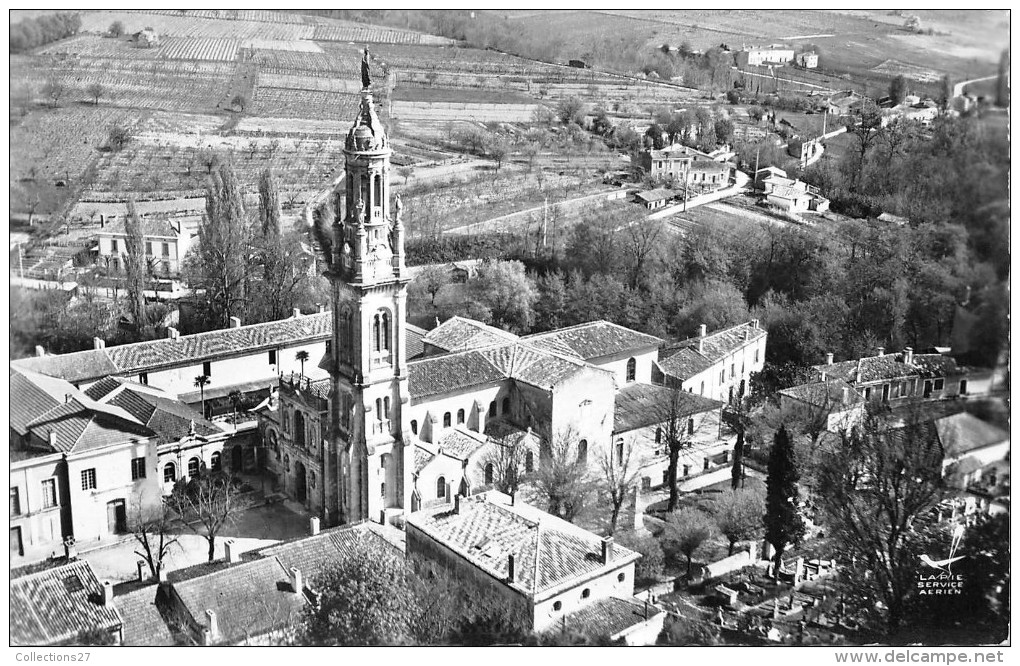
[665,507,716,580]
[531,427,592,523]
[598,438,639,535]
[397,166,414,186]
[713,487,764,556]
[42,77,66,108]
[132,498,180,580]
[476,430,531,497]
[166,470,244,562]
[415,264,450,307]
[87,82,105,105]
[658,389,716,512]
[621,217,662,289]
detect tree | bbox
[995,49,1009,107]
[109,20,125,37]
[889,75,908,106]
[598,438,639,535]
[621,218,662,289]
[193,374,210,417]
[730,431,745,490]
[415,264,449,308]
[476,429,530,496]
[556,96,585,125]
[714,117,734,145]
[166,469,243,562]
[41,77,66,108]
[658,389,703,512]
[470,259,538,333]
[532,428,592,523]
[664,507,715,579]
[228,389,243,427]
[397,165,414,186]
[107,123,133,152]
[122,202,152,338]
[295,350,309,376]
[815,414,945,632]
[132,499,180,580]
[488,138,509,174]
[86,82,105,105]
[184,160,253,329]
[230,93,247,112]
[713,487,764,556]
[763,424,805,581]
[615,532,665,584]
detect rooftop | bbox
[25,396,153,454]
[613,383,723,432]
[524,321,663,362]
[778,379,865,409]
[657,321,766,381]
[253,522,404,579]
[423,316,519,354]
[555,596,662,639]
[406,491,639,598]
[10,560,122,646]
[115,586,175,646]
[635,188,675,203]
[99,216,183,239]
[934,413,1009,460]
[10,367,78,437]
[814,351,963,384]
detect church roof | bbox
[406,491,639,598]
[423,316,519,353]
[524,321,663,361]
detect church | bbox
[257,60,766,529]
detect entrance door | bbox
[923,380,933,398]
[107,500,127,534]
[11,526,23,557]
[231,445,243,472]
[294,461,307,503]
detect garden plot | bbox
[311,23,454,45]
[37,33,165,59]
[160,37,240,61]
[258,73,359,94]
[392,100,542,123]
[249,88,362,122]
[79,11,314,40]
[252,48,357,75]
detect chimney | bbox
[229,316,241,329]
[157,568,168,585]
[293,308,302,318]
[167,327,179,340]
[101,581,114,607]
[309,517,320,536]
[601,537,615,564]
[204,609,218,644]
[876,347,885,357]
[698,323,707,338]
[137,561,146,583]
[506,554,516,583]
[64,539,77,560]
[224,539,241,564]
[317,303,326,313]
[751,318,760,329]
[825,352,834,365]
[903,347,914,365]
[93,337,105,350]
[820,371,827,381]
[35,345,46,357]
[49,431,58,448]
[454,494,462,514]
[842,387,850,404]
[290,567,303,594]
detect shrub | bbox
[616,532,665,585]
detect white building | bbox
[655,321,767,404]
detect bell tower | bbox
[324,48,412,525]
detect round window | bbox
[581,588,591,599]
[553,601,562,611]
[618,572,626,583]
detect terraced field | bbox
[249,88,362,122]
[79,11,315,40]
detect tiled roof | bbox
[525,321,663,362]
[115,586,175,646]
[613,383,723,432]
[12,313,332,382]
[635,188,674,203]
[106,388,221,444]
[254,522,403,580]
[10,368,77,436]
[935,413,1008,459]
[406,323,428,360]
[768,185,810,200]
[658,321,765,381]
[435,427,489,461]
[169,556,306,645]
[778,379,865,409]
[423,316,519,353]
[556,596,662,639]
[483,343,590,389]
[26,397,153,454]
[10,560,122,646]
[408,350,508,399]
[82,376,124,400]
[690,159,727,173]
[406,491,639,598]
[815,351,962,384]
[414,446,435,474]
[99,216,183,239]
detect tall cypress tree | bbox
[730,430,745,491]
[763,424,805,581]
[123,199,150,337]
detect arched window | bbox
[456,408,465,425]
[210,451,221,472]
[381,311,390,351]
[615,440,625,466]
[581,588,591,599]
[294,411,306,448]
[488,401,496,417]
[577,440,588,467]
[655,427,662,444]
[525,450,534,473]
[502,397,510,415]
[373,174,382,207]
[484,463,494,485]
[436,476,446,499]
[411,420,418,435]
[163,462,176,483]
[285,455,291,472]
[443,412,451,428]
[626,357,636,382]
[372,314,381,352]
[375,398,383,421]
[384,396,391,418]
[188,457,201,479]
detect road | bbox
[953,75,998,98]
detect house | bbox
[405,490,661,640]
[612,382,726,489]
[812,347,994,404]
[134,27,160,47]
[778,378,866,433]
[796,52,819,69]
[635,188,676,210]
[96,215,190,276]
[933,413,1009,488]
[639,144,733,186]
[655,320,767,405]
[766,185,814,212]
[881,100,939,127]
[12,309,332,408]
[735,46,795,67]
[11,560,123,645]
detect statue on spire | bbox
[361,47,371,89]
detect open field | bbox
[79,11,315,40]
